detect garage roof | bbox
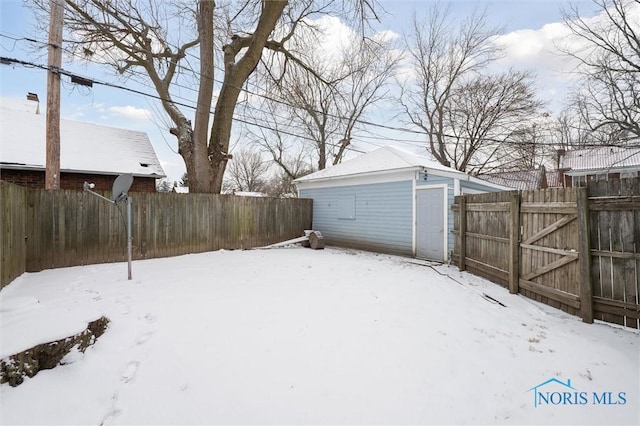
[295,145,467,183]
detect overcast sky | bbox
[0,0,603,183]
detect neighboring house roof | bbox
[173,187,267,196]
[0,100,165,178]
[478,167,547,191]
[3,96,40,114]
[559,146,640,174]
[295,145,510,190]
[234,191,267,197]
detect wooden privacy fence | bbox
[1,181,313,289]
[453,179,640,329]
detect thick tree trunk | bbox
[208,0,288,193]
[190,0,215,193]
[318,143,327,170]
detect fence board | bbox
[588,179,640,328]
[454,191,514,287]
[588,180,638,326]
[519,278,581,309]
[1,185,313,287]
[453,180,640,329]
[1,182,27,288]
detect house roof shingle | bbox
[478,168,548,190]
[560,146,640,172]
[0,101,165,178]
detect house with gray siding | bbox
[295,146,510,262]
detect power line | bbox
[4,34,638,152]
[0,32,431,140]
[0,34,379,150]
[0,55,365,154]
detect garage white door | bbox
[416,188,445,261]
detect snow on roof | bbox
[0,101,165,178]
[560,146,640,172]
[294,145,466,183]
[2,97,40,114]
[478,168,547,190]
[234,191,267,197]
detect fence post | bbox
[576,187,594,323]
[458,196,467,271]
[509,192,521,294]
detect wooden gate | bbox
[519,189,582,316]
[454,184,640,329]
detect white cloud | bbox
[489,19,588,110]
[109,105,153,121]
[493,21,579,75]
[493,1,640,83]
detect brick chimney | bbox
[556,148,569,188]
[26,92,40,114]
[556,148,566,169]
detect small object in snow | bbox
[482,293,506,307]
[301,230,312,247]
[260,230,324,250]
[309,231,324,250]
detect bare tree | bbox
[30,0,380,193]
[551,105,623,149]
[331,34,401,165]
[179,172,189,187]
[156,178,174,192]
[224,147,269,192]
[399,4,502,170]
[445,70,544,173]
[251,20,399,172]
[562,0,640,139]
[497,117,557,172]
[264,168,312,197]
[246,99,317,180]
[400,4,545,173]
[274,62,341,171]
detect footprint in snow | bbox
[121,361,140,383]
[135,332,154,345]
[99,408,122,426]
[64,280,82,292]
[115,299,131,315]
[140,313,156,323]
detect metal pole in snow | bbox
[127,196,132,280]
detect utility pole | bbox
[45,0,63,190]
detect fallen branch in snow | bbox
[260,231,325,250]
[0,316,110,387]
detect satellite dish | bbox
[112,174,133,202]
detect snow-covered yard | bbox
[1,247,638,425]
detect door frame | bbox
[413,184,448,262]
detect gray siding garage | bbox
[295,146,510,262]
